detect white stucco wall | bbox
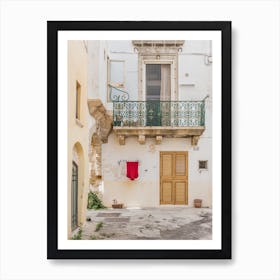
[102,135,212,208]
[179,40,212,99]
[179,41,212,139]
[108,40,138,101]
[108,40,212,101]
[87,40,109,104]
[67,40,90,237]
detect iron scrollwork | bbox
[109,84,129,101]
[113,100,206,127]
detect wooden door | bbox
[160,152,188,205]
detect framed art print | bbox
[47,21,231,259]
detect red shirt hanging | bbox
[126,161,139,180]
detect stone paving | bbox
[80,207,212,240]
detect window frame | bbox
[75,80,81,121]
[139,56,178,101]
[107,59,126,102]
[145,63,172,101]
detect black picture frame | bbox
[47,21,231,259]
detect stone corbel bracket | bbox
[88,99,113,143]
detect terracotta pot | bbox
[194,199,202,208]
[112,203,123,209]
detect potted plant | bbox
[112,199,123,209]
[194,199,202,208]
[114,115,122,126]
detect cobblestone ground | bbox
[77,207,212,240]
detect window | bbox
[199,160,208,170]
[133,40,184,101]
[108,60,125,101]
[75,81,81,120]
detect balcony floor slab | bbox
[113,126,205,138]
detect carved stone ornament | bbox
[88,99,113,143]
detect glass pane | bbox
[146,64,161,101]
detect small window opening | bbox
[199,160,208,170]
[76,81,81,120]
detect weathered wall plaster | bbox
[67,41,90,238]
[102,134,212,208]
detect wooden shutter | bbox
[161,181,173,204]
[174,181,187,204]
[174,154,187,177]
[161,154,173,177]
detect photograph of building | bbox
[67,40,212,240]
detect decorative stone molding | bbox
[89,132,102,185]
[114,126,204,137]
[88,99,113,143]
[88,99,113,186]
[113,127,204,146]
[132,40,185,101]
[132,40,185,54]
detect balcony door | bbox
[146,64,171,126]
[160,151,188,205]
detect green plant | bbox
[95,222,103,232]
[72,229,82,240]
[101,232,115,238]
[87,191,106,210]
[90,235,98,240]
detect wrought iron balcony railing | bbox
[113,100,206,127]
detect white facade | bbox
[87,40,212,208]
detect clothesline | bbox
[118,160,141,165]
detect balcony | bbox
[113,100,207,145]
